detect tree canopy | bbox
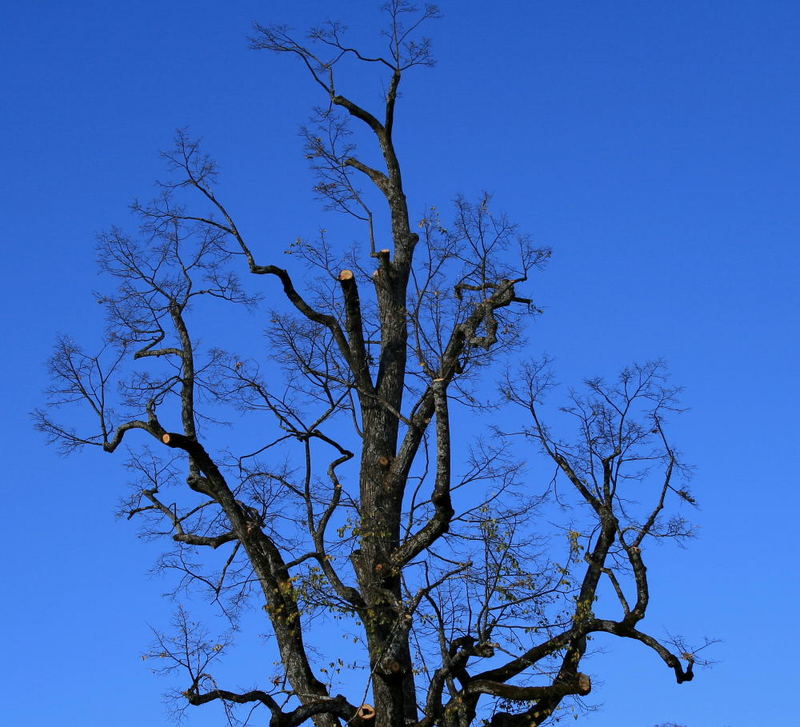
[37,4,706,727]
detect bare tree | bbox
[36,4,707,727]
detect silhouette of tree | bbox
[37,4,707,726]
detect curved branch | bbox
[187,687,280,710]
[189,688,359,727]
[249,264,359,380]
[103,420,159,453]
[393,277,527,486]
[471,625,580,685]
[309,430,364,608]
[590,619,695,683]
[390,379,454,566]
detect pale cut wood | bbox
[357,704,376,720]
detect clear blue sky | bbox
[2,1,798,725]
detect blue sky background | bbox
[2,1,798,725]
